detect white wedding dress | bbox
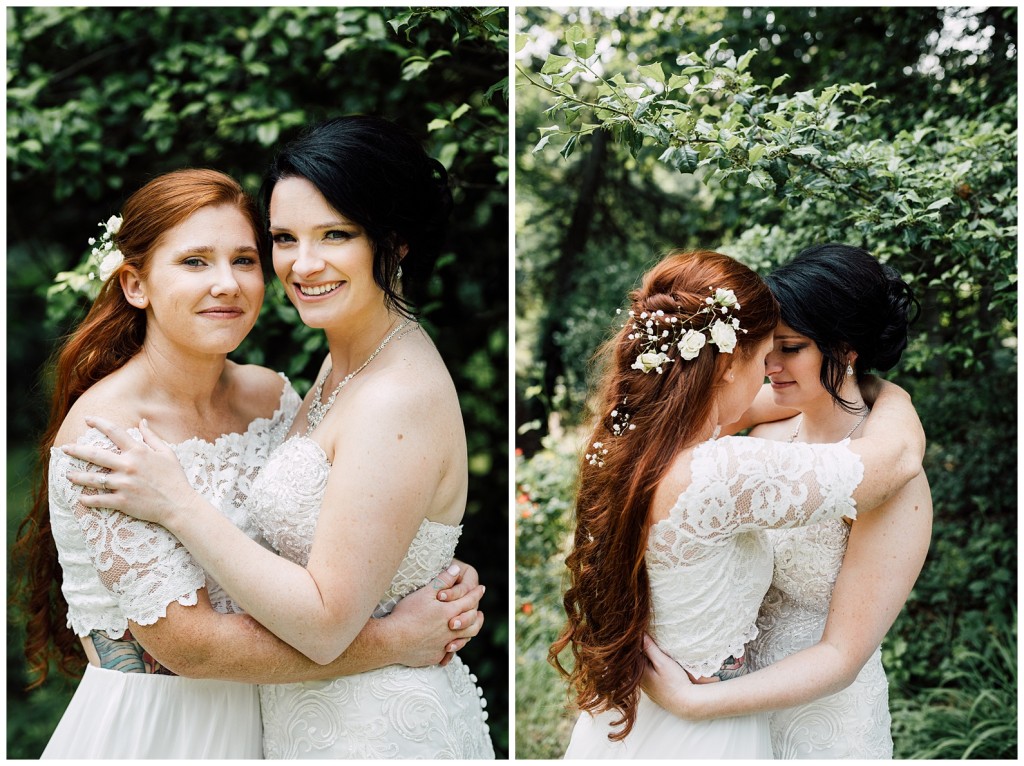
[747,519,894,758]
[564,436,864,759]
[42,376,301,759]
[249,435,495,759]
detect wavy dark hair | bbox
[549,249,780,739]
[765,242,919,413]
[260,115,453,318]
[11,169,262,687]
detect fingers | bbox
[83,416,136,451]
[138,418,170,452]
[445,584,484,628]
[61,442,121,471]
[429,563,462,595]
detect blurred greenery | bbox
[515,6,1016,759]
[7,6,508,758]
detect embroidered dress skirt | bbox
[564,690,773,759]
[42,663,262,759]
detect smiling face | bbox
[126,204,264,356]
[764,322,831,409]
[269,176,384,332]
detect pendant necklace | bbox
[305,318,414,434]
[788,409,870,443]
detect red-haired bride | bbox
[552,249,924,758]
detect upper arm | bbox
[304,376,457,634]
[53,432,209,626]
[820,470,933,680]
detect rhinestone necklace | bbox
[305,318,414,434]
[788,410,870,443]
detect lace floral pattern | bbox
[646,436,863,678]
[249,435,494,759]
[748,520,894,758]
[49,377,301,638]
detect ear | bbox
[397,243,409,261]
[718,356,737,384]
[120,266,150,309]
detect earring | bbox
[397,265,403,280]
[846,363,854,377]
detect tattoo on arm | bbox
[90,629,176,675]
[712,654,746,682]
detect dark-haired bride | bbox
[638,244,931,759]
[64,117,495,758]
[551,248,925,758]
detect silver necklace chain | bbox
[788,409,870,443]
[305,318,414,434]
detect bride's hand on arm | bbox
[639,636,704,718]
[62,416,204,525]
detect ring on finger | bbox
[98,474,108,490]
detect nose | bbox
[764,350,783,377]
[291,241,325,279]
[211,261,240,297]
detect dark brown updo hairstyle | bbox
[765,243,919,413]
[12,169,262,687]
[259,115,453,318]
[550,249,780,740]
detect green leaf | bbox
[565,24,585,45]
[638,62,666,85]
[427,118,449,132]
[748,144,766,164]
[771,74,789,91]
[736,49,756,73]
[541,54,572,75]
[451,103,471,121]
[927,197,954,211]
[559,133,579,160]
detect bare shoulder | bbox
[55,368,147,446]
[353,341,459,417]
[224,362,290,421]
[748,416,798,442]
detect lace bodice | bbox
[645,436,863,677]
[49,377,301,638]
[248,434,463,615]
[249,433,494,759]
[748,520,893,758]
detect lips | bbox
[198,306,245,318]
[770,379,795,390]
[296,281,343,298]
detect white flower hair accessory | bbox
[88,215,124,282]
[617,286,747,376]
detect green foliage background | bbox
[515,6,1016,759]
[7,6,508,758]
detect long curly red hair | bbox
[549,249,779,739]
[10,169,263,688]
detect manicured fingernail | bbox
[447,564,460,576]
[141,418,148,428]
[447,643,456,652]
[481,586,486,595]
[452,620,461,629]
[438,592,448,601]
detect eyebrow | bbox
[773,333,806,340]
[268,220,354,231]
[175,244,258,255]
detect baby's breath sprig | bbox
[618,286,746,376]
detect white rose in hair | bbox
[106,215,123,235]
[709,319,738,353]
[631,351,671,373]
[98,248,124,281]
[676,329,707,360]
[714,287,738,307]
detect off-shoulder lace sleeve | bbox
[50,429,206,630]
[662,435,864,545]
